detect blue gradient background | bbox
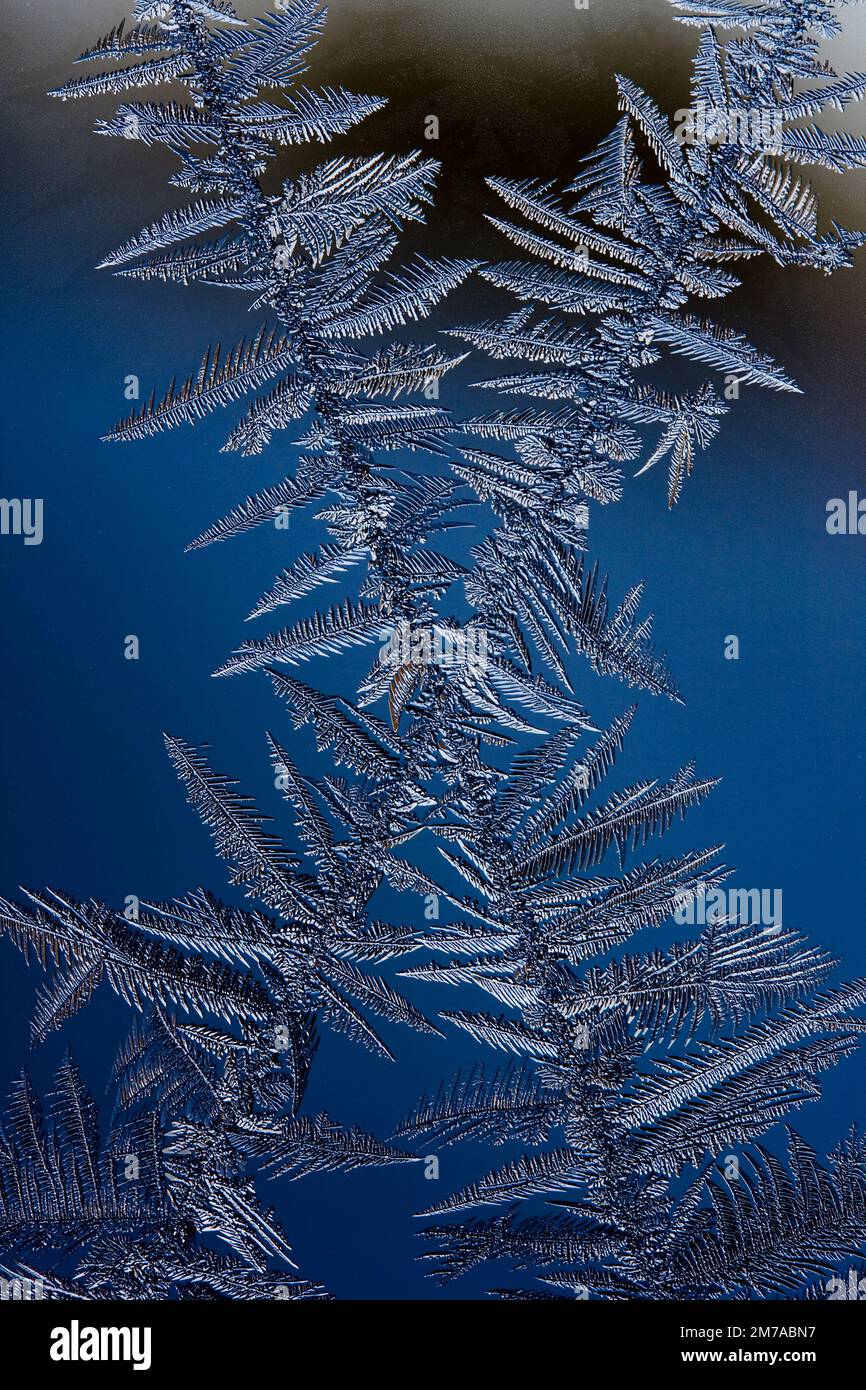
[1,0,864,1298]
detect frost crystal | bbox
[2,0,864,1300]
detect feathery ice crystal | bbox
[2,0,864,1300]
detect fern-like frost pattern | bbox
[1,0,864,1300]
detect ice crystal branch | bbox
[403,0,866,1299]
[0,1052,331,1299]
[464,0,866,505]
